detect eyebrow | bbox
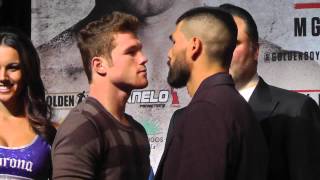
[7,63,21,67]
[4,61,20,65]
[124,43,142,53]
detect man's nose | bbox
[138,52,148,65]
[0,69,7,81]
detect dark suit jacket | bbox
[155,107,185,180]
[249,77,320,180]
[155,73,268,180]
[164,108,185,149]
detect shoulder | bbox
[57,107,91,135]
[53,102,100,148]
[194,80,248,110]
[184,99,257,134]
[269,85,307,101]
[266,84,319,116]
[258,78,309,104]
[182,101,224,126]
[191,87,252,120]
[172,108,186,119]
[269,85,317,108]
[57,97,103,133]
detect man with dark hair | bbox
[155,7,268,180]
[52,11,151,179]
[220,3,320,180]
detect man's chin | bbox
[167,74,189,89]
[167,80,186,89]
[134,81,148,89]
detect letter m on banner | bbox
[294,17,307,36]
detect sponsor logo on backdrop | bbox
[47,89,181,109]
[264,51,320,62]
[46,91,88,109]
[294,2,320,37]
[140,119,164,149]
[294,17,320,37]
[127,89,180,108]
[170,88,180,107]
[264,3,320,63]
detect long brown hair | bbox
[0,27,56,144]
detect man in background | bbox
[220,4,320,180]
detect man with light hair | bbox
[52,11,152,179]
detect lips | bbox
[0,88,10,93]
[138,68,147,73]
[0,83,12,93]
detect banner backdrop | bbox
[31,0,320,170]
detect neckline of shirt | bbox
[0,135,39,150]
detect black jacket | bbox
[249,77,320,180]
[156,73,268,180]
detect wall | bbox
[32,0,320,170]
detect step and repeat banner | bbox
[31,0,320,170]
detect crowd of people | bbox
[0,3,319,180]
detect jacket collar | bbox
[193,72,234,98]
[248,77,279,121]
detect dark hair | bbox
[219,3,259,46]
[76,11,141,83]
[176,6,237,68]
[0,27,56,144]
